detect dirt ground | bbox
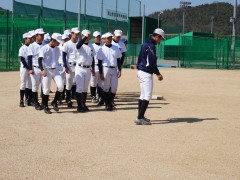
[0,68,240,180]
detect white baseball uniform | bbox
[62,40,77,90]
[58,43,66,85]
[19,44,31,90]
[75,43,95,93]
[28,42,44,92]
[97,44,122,94]
[39,44,64,95]
[90,43,102,88]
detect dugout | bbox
[128,16,159,44]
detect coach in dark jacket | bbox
[135,28,165,125]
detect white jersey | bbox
[28,42,44,66]
[112,40,127,53]
[92,43,101,64]
[58,43,64,64]
[92,43,102,71]
[97,44,122,67]
[62,40,77,63]
[18,44,29,67]
[75,43,95,66]
[39,44,60,69]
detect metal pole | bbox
[183,10,185,34]
[64,0,66,29]
[142,4,145,44]
[116,0,117,22]
[6,10,9,70]
[41,0,43,27]
[101,0,103,20]
[158,12,162,28]
[78,0,81,29]
[231,0,237,65]
[233,0,237,36]
[211,16,214,33]
[128,0,130,18]
[140,1,141,16]
[84,0,86,17]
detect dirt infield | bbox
[0,68,240,179]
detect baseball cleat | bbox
[91,96,98,103]
[67,101,73,108]
[19,100,24,107]
[51,101,59,112]
[134,118,152,125]
[35,102,43,110]
[44,107,52,114]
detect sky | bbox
[0,0,236,15]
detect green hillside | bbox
[149,2,239,35]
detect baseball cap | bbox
[81,29,91,37]
[153,28,165,39]
[64,29,71,36]
[114,29,122,36]
[71,27,80,34]
[101,33,106,39]
[93,31,101,37]
[34,28,46,35]
[44,33,51,41]
[51,33,62,43]
[62,33,70,40]
[28,30,35,37]
[23,32,32,39]
[105,32,113,38]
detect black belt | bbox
[69,62,76,66]
[48,68,56,69]
[105,66,116,68]
[33,66,40,68]
[78,64,90,68]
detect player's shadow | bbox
[151,117,218,124]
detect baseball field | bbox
[0,68,240,179]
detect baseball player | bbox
[18,32,32,107]
[58,33,70,103]
[135,28,164,125]
[90,31,102,103]
[38,33,64,114]
[112,30,127,67]
[96,32,122,111]
[62,27,79,108]
[64,29,71,39]
[75,29,95,112]
[43,33,51,46]
[28,28,46,110]
[101,33,106,44]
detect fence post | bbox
[6,10,9,71]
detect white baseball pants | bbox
[75,66,91,93]
[42,68,64,95]
[102,67,118,93]
[137,70,153,101]
[20,67,32,90]
[30,66,42,92]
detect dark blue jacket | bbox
[137,38,160,75]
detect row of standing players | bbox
[19,28,127,114]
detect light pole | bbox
[142,3,145,44]
[230,0,237,50]
[158,11,163,28]
[180,1,191,34]
[78,0,81,29]
[211,16,214,34]
[136,0,141,16]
